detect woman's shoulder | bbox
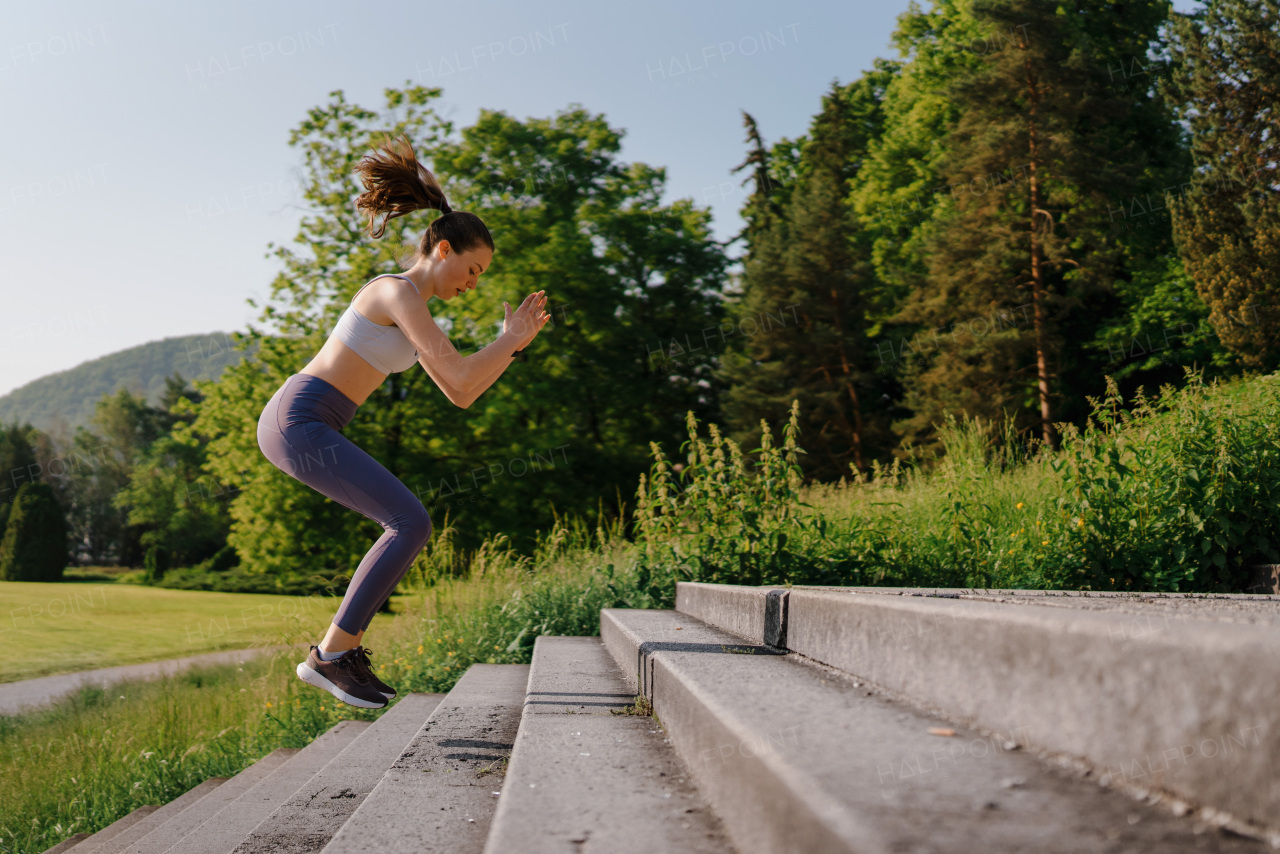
[354,274,422,325]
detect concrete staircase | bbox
[40,583,1280,853]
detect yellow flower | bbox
[1042,540,1049,546]
[1016,502,1024,509]
[417,645,424,655]
[265,702,272,708]
[1009,549,1015,555]
[446,651,454,657]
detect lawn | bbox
[1,579,409,684]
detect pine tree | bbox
[728,111,787,247]
[0,482,68,582]
[1163,0,1280,368]
[719,74,895,480]
[893,0,1180,449]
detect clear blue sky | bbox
[0,0,1199,399]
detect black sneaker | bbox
[351,646,397,699]
[296,645,387,709]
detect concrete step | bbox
[122,748,298,854]
[40,832,90,854]
[320,664,529,854]
[157,719,369,854]
[676,582,1280,840]
[59,807,159,854]
[74,778,226,854]
[483,636,734,854]
[229,693,445,854]
[602,607,1270,854]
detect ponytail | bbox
[353,133,494,260]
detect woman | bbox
[256,134,550,709]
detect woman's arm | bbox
[455,349,519,409]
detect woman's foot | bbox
[351,646,397,699]
[296,645,387,709]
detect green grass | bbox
[5,368,1278,853]
[1,581,404,683]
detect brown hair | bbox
[353,133,494,261]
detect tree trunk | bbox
[1025,54,1055,449]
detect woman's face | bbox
[435,239,494,300]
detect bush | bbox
[0,482,69,582]
[144,544,170,584]
[630,400,839,599]
[1043,371,1280,591]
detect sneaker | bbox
[351,646,397,699]
[296,645,387,709]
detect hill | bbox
[0,332,257,434]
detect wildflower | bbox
[447,651,454,657]
[1016,502,1024,509]
[265,702,272,709]
[417,645,424,655]
[1042,540,1049,546]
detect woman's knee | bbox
[396,502,433,547]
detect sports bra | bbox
[330,274,421,374]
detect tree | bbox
[0,482,68,582]
[1163,0,1280,369]
[114,377,228,576]
[719,74,899,480]
[890,0,1182,449]
[63,388,168,566]
[0,420,40,509]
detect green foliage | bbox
[1046,372,1280,591]
[115,383,229,574]
[719,74,898,479]
[630,400,838,595]
[886,0,1183,448]
[1163,0,1280,369]
[0,482,68,582]
[1091,254,1238,385]
[143,544,169,584]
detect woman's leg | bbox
[258,379,432,649]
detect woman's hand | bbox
[503,290,551,349]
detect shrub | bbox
[0,482,69,582]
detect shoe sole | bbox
[296,661,387,709]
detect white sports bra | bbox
[330,274,420,374]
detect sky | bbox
[0,0,1200,399]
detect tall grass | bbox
[7,369,1277,852]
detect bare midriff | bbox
[298,284,404,408]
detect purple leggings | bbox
[256,372,433,634]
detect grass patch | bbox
[610,694,654,717]
[0,582,403,684]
